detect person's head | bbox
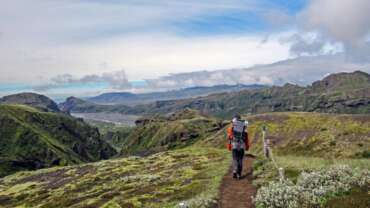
[232,114,241,123]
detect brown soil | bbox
[218,156,256,208]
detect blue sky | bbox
[0,0,369,99]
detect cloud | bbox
[143,56,370,92]
[0,32,291,85]
[298,0,370,61]
[0,0,293,85]
[144,54,370,91]
[34,70,131,91]
[280,33,345,56]
[3,0,370,98]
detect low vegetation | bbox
[254,165,369,208]
[246,112,370,207]
[0,147,229,208]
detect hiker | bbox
[227,115,249,179]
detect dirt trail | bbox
[218,156,256,208]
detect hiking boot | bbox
[233,172,237,179]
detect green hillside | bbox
[0,104,116,177]
[0,93,60,113]
[120,109,225,156]
[245,112,370,158]
[0,111,369,207]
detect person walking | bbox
[227,115,249,179]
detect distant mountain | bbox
[0,92,60,112]
[0,104,116,176]
[311,70,370,92]
[58,96,134,114]
[59,96,98,113]
[89,92,136,104]
[137,71,370,118]
[58,71,370,119]
[88,84,266,105]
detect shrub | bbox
[255,180,301,208]
[255,165,369,208]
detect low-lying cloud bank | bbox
[144,54,370,91]
[33,70,131,91]
[32,54,370,94]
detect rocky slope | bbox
[0,104,116,177]
[0,92,60,112]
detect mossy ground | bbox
[0,147,229,208]
[246,112,370,158]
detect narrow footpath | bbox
[218,156,256,208]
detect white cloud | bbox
[0,32,291,84]
[1,0,369,98]
[298,0,370,61]
[144,54,370,91]
[0,0,290,85]
[33,70,131,91]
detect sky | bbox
[1,0,370,99]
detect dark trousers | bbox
[232,149,245,176]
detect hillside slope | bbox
[0,92,60,112]
[0,104,116,177]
